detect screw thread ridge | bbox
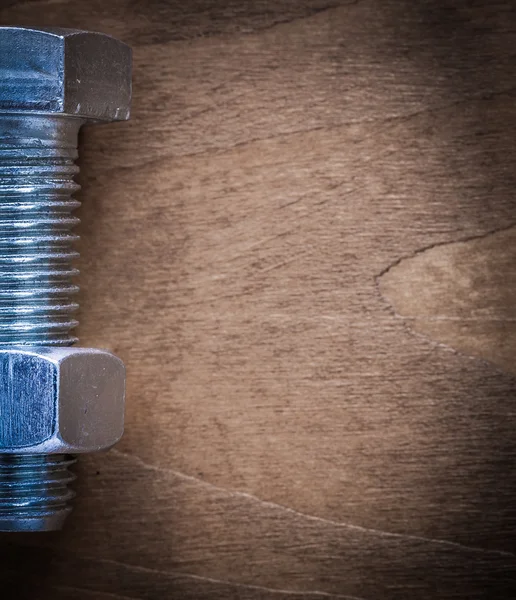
[0,454,76,531]
[0,114,83,346]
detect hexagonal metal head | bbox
[0,27,131,121]
[0,348,125,454]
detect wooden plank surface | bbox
[1,0,516,598]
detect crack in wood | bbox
[111,449,516,560]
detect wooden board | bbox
[1,1,516,597]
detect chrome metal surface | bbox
[0,26,131,532]
[0,28,131,120]
[0,114,83,346]
[0,454,76,531]
[0,347,125,453]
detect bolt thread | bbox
[0,114,84,531]
[0,114,83,346]
[0,454,76,531]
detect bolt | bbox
[0,27,131,531]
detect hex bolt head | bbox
[0,27,132,121]
[0,347,125,453]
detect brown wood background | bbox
[1,0,516,598]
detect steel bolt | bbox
[0,27,131,531]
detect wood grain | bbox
[380,225,516,375]
[1,0,516,598]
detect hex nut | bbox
[0,27,131,121]
[0,347,125,454]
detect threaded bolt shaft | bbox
[0,114,82,345]
[0,454,76,531]
[0,113,84,531]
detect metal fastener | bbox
[0,27,131,531]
